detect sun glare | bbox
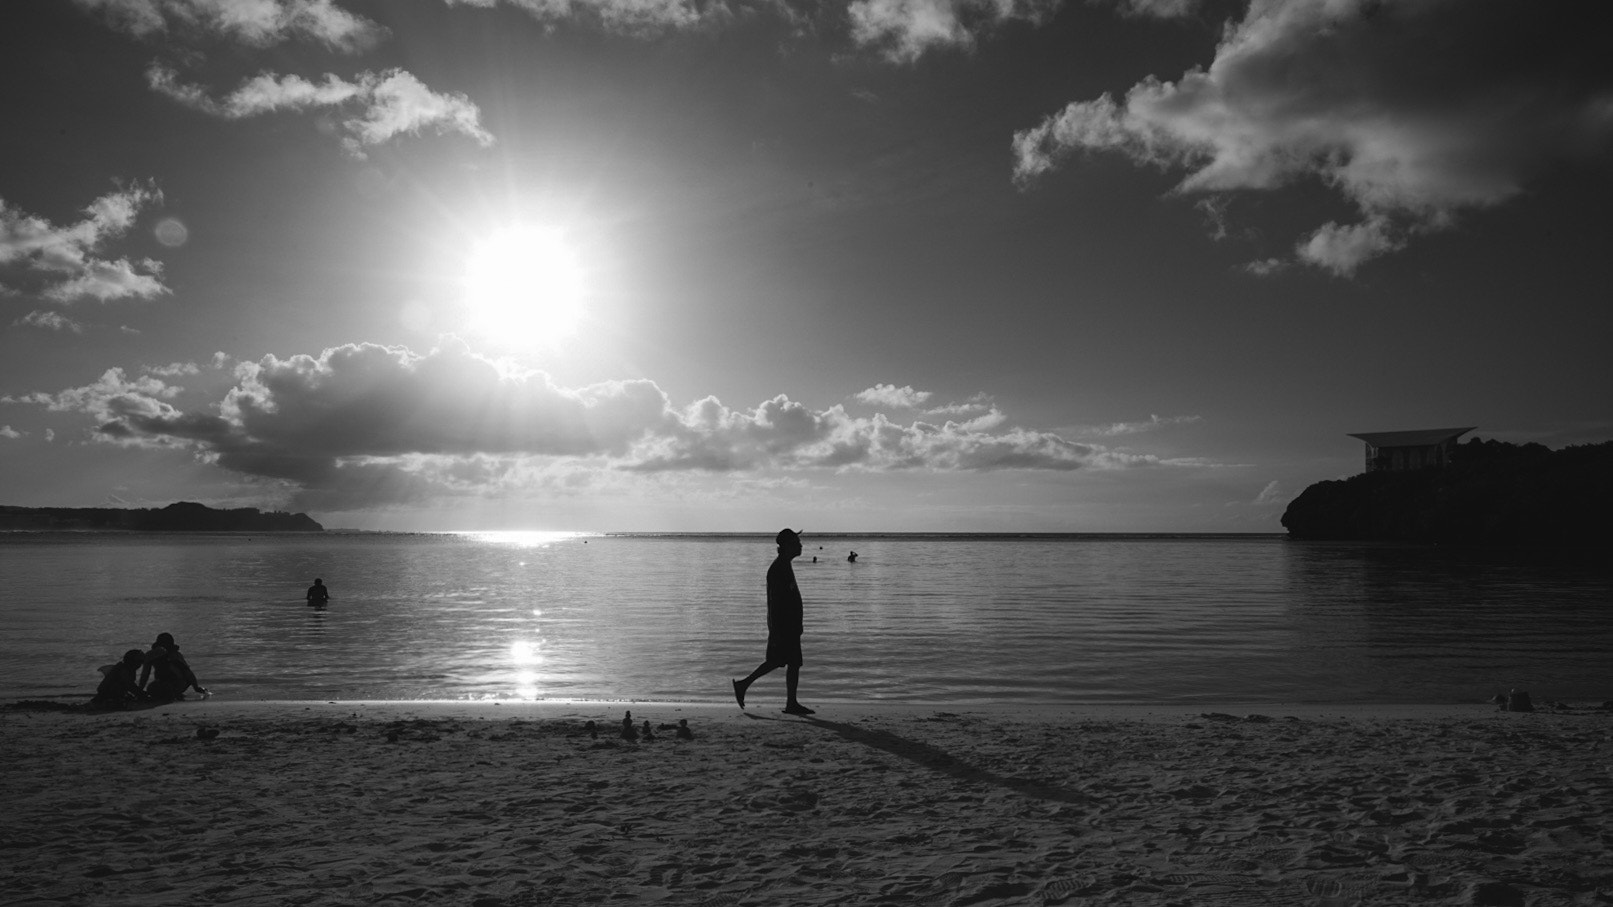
[462,226,586,345]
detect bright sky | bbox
[2,0,1611,532]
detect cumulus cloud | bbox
[74,0,386,51]
[17,342,1174,511]
[1013,0,1613,274]
[0,185,169,302]
[14,311,85,333]
[5,368,203,453]
[627,396,1140,473]
[848,0,1059,63]
[147,64,495,158]
[854,383,932,408]
[0,425,23,440]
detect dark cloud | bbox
[13,342,1177,511]
[1014,0,1613,274]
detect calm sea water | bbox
[1,532,1607,705]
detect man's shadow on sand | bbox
[745,712,1088,806]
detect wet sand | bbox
[3,699,1610,906]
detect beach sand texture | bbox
[2,701,1609,906]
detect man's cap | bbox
[776,528,800,545]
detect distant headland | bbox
[1282,438,1613,544]
[0,502,323,532]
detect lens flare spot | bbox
[154,217,189,248]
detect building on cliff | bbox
[1347,427,1476,473]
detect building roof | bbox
[1347,427,1477,447]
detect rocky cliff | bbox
[1281,439,1612,544]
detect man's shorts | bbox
[766,634,803,668]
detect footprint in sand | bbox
[1249,847,1299,867]
[646,865,685,887]
[1037,875,1095,903]
[1301,875,1372,903]
[747,787,819,812]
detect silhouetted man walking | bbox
[733,528,814,715]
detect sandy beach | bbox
[2,699,1609,906]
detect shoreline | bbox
[11,694,1610,723]
[11,695,1603,721]
[5,698,1609,905]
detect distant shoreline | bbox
[1,527,1288,541]
[0,502,323,532]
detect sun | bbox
[462,225,586,345]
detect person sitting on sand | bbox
[140,633,208,702]
[93,649,148,705]
[732,528,814,716]
[306,577,330,608]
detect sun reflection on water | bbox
[462,530,595,548]
[511,639,545,699]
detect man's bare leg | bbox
[732,662,775,709]
[782,665,814,715]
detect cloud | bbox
[923,393,994,417]
[628,396,1144,473]
[14,311,85,333]
[444,0,718,36]
[12,367,183,419]
[0,184,169,302]
[1107,0,1199,17]
[1087,413,1202,436]
[847,0,1059,63]
[74,0,387,51]
[1242,257,1284,277]
[1013,0,1613,274]
[44,257,169,302]
[146,361,202,377]
[1252,479,1283,505]
[20,342,1173,511]
[0,425,23,440]
[854,383,932,408]
[147,65,495,158]
[1294,216,1403,277]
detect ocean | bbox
[1,532,1608,705]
